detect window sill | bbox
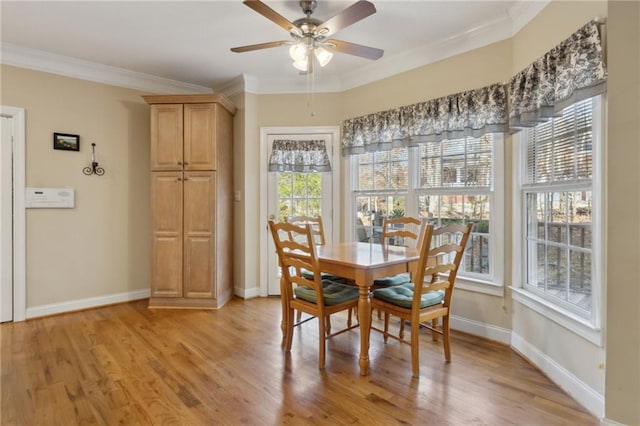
[510,286,603,346]
[456,277,504,297]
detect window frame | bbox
[344,134,504,294]
[511,96,604,346]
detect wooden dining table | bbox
[314,241,420,375]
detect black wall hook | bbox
[83,143,105,176]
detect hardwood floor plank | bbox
[1,297,598,425]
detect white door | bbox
[264,129,339,295]
[1,116,13,322]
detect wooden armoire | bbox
[143,94,236,309]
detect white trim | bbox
[0,106,26,322]
[259,126,341,297]
[234,285,260,300]
[511,287,603,346]
[450,314,511,345]
[456,278,505,297]
[490,133,505,286]
[511,96,605,346]
[26,289,150,319]
[508,0,551,36]
[1,43,212,94]
[590,96,605,330]
[1,2,547,95]
[600,419,628,426]
[511,332,604,419]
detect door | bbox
[265,130,339,295]
[150,104,183,171]
[151,172,184,297]
[184,103,217,171]
[183,171,216,298]
[1,116,12,321]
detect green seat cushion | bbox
[373,273,411,287]
[294,280,359,306]
[301,269,345,282]
[372,283,444,309]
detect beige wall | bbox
[1,65,151,309]
[507,0,609,406]
[342,39,513,120]
[4,0,638,421]
[606,1,640,424]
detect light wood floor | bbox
[1,297,597,425]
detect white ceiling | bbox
[0,1,548,95]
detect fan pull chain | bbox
[307,57,316,118]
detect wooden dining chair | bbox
[287,215,354,326]
[371,216,426,323]
[269,220,359,369]
[372,216,427,290]
[370,222,473,377]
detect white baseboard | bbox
[600,418,628,426]
[26,289,150,319]
[450,314,512,345]
[511,332,604,419]
[235,285,260,299]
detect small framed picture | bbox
[53,132,80,151]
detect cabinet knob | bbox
[178,161,183,165]
[183,162,189,165]
[177,177,182,181]
[183,177,189,181]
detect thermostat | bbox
[25,187,75,208]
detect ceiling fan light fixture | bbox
[289,43,308,61]
[313,46,333,67]
[292,58,309,72]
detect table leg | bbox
[280,276,287,345]
[357,280,371,376]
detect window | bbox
[276,173,322,221]
[354,148,408,244]
[416,135,495,278]
[515,96,603,325]
[350,135,503,285]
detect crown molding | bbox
[0,42,213,94]
[508,0,551,35]
[241,0,549,94]
[2,1,548,96]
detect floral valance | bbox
[341,83,508,156]
[509,20,607,128]
[340,19,607,156]
[268,139,332,173]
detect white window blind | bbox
[522,98,595,315]
[525,99,593,184]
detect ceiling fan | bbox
[230,0,384,73]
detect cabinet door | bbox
[183,172,216,298]
[151,104,183,170]
[151,172,183,297]
[184,103,217,171]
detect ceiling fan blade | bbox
[326,39,383,60]
[242,0,297,33]
[230,41,290,53]
[316,1,377,38]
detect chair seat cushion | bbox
[294,281,359,306]
[301,269,345,282]
[372,273,411,287]
[372,283,444,309]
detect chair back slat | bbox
[269,220,324,305]
[287,215,326,246]
[413,223,473,310]
[381,216,426,248]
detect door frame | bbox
[258,126,341,297]
[0,106,26,322]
